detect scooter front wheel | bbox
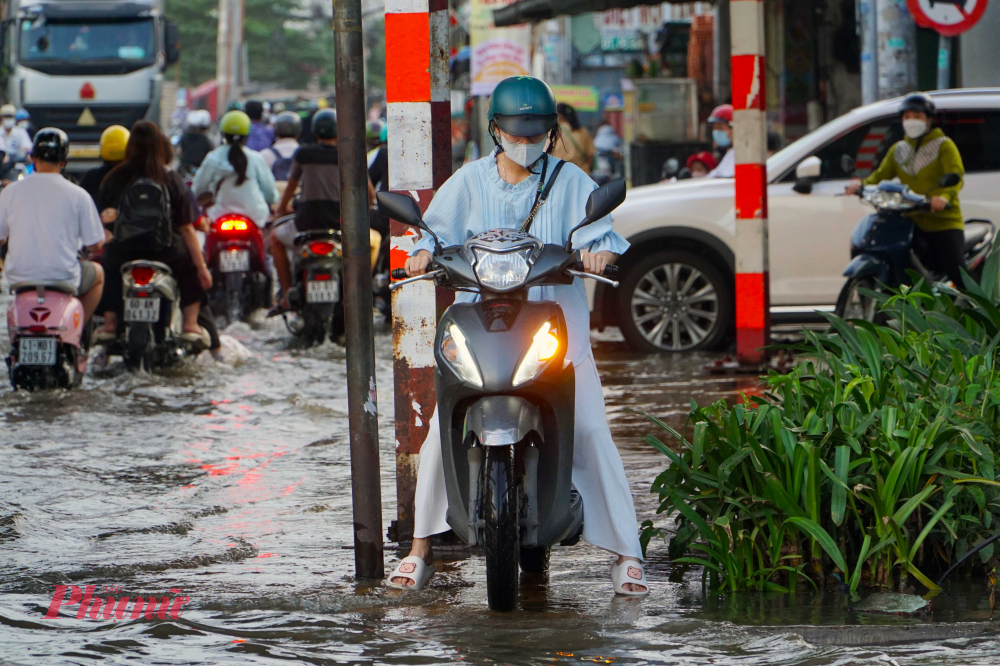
[835,277,882,323]
[483,446,519,612]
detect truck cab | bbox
[0,0,179,175]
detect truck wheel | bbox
[483,446,519,612]
[617,250,733,353]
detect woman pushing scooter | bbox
[388,76,648,598]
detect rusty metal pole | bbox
[333,0,384,579]
[385,0,451,543]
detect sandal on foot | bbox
[387,556,435,591]
[612,560,649,597]
[180,327,211,349]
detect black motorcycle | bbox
[378,179,626,612]
[836,174,995,321]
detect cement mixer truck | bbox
[0,0,180,175]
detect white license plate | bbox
[219,249,250,273]
[19,338,57,366]
[307,279,339,303]
[124,297,160,322]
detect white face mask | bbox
[3,118,15,130]
[499,135,546,168]
[16,121,28,129]
[903,118,928,140]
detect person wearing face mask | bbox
[15,110,34,140]
[0,104,32,162]
[705,104,734,178]
[389,75,648,598]
[845,93,965,286]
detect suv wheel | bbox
[617,250,733,353]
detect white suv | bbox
[599,89,1000,352]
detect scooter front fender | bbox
[843,253,888,283]
[465,396,542,447]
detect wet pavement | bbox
[2,296,999,665]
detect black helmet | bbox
[32,127,70,163]
[312,108,337,139]
[899,92,936,118]
[274,111,302,139]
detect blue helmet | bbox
[15,109,28,121]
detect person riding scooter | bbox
[0,128,106,322]
[389,75,648,597]
[846,92,965,286]
[80,125,129,207]
[178,109,215,173]
[262,111,302,184]
[706,104,734,178]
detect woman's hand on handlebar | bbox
[930,195,950,213]
[845,180,863,196]
[405,250,433,277]
[580,249,614,276]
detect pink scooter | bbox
[6,281,89,390]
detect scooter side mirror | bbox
[939,173,961,188]
[377,191,425,229]
[565,179,627,252]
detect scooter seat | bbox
[964,220,993,251]
[9,280,77,296]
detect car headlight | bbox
[440,324,483,387]
[473,249,531,291]
[513,321,560,387]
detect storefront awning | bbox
[493,0,705,27]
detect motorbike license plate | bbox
[124,298,160,322]
[219,249,250,273]
[19,338,57,366]
[307,279,339,303]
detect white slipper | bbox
[612,560,649,597]
[387,556,436,591]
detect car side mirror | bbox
[840,154,856,177]
[165,21,181,66]
[793,155,822,195]
[939,172,961,188]
[565,179,626,252]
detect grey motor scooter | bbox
[379,180,627,611]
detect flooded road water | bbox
[2,305,999,665]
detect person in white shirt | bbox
[0,128,106,321]
[1,104,33,162]
[706,104,735,179]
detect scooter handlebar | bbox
[391,268,409,280]
[574,261,620,278]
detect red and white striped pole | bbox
[385,0,451,541]
[730,0,770,366]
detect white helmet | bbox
[186,109,211,129]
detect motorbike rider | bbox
[15,109,34,140]
[80,125,129,206]
[245,101,276,152]
[0,104,32,162]
[179,110,215,173]
[261,111,302,183]
[0,128,106,322]
[845,93,965,286]
[390,75,648,596]
[191,110,278,230]
[367,123,389,241]
[270,108,375,312]
[706,104,735,178]
[94,121,213,347]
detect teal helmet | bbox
[487,76,558,137]
[379,123,387,143]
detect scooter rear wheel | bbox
[483,446,519,612]
[519,546,550,575]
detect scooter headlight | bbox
[513,321,560,387]
[473,249,531,291]
[440,324,483,387]
[868,189,917,211]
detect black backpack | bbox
[268,147,294,181]
[114,178,173,250]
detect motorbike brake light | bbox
[131,267,155,285]
[219,217,249,231]
[312,273,331,281]
[28,325,46,333]
[135,292,149,297]
[309,241,335,255]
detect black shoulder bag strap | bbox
[521,156,566,233]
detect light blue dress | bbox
[192,144,278,228]
[410,150,643,560]
[411,150,630,366]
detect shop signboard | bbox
[551,85,600,111]
[470,0,532,96]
